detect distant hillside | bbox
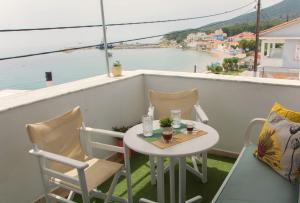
[164,0,300,43]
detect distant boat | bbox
[96,44,114,50]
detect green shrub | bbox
[207,63,223,73]
[222,57,240,71]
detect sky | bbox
[0,0,282,57]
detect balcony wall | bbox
[143,70,300,153]
[0,72,145,203]
[1,70,300,202]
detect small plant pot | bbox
[112,66,122,77]
[116,138,134,159]
[161,127,173,143]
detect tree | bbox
[222,57,240,71]
[239,39,256,52]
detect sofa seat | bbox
[214,144,299,203]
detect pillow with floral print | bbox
[254,111,300,182]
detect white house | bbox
[186,32,209,42]
[259,17,300,75]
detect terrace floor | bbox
[73,153,236,203]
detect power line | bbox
[0,34,166,61]
[107,1,256,26]
[0,1,256,61]
[0,0,255,32]
[0,44,99,61]
[0,25,102,32]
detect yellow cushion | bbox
[271,102,300,123]
[254,103,300,182]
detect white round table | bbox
[124,120,219,203]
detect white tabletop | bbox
[124,120,219,157]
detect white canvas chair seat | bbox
[51,158,123,192]
[148,88,209,185]
[26,106,133,203]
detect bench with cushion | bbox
[212,118,299,203]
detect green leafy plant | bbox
[159,118,173,128]
[222,57,240,72]
[238,39,256,52]
[207,63,223,74]
[113,60,121,67]
[112,126,130,133]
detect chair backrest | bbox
[149,88,198,120]
[26,106,85,173]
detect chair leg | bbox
[67,191,75,200]
[191,152,207,183]
[125,145,133,203]
[104,172,121,203]
[149,155,157,185]
[38,157,52,203]
[77,169,90,203]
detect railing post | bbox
[45,72,53,87]
[100,0,110,77]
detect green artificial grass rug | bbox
[74,153,235,203]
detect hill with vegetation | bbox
[164,0,300,43]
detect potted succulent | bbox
[160,118,173,143]
[112,60,122,77]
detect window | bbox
[295,44,300,61]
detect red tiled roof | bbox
[260,17,300,36]
[230,32,256,39]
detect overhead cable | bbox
[0,0,256,32]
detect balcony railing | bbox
[1,69,300,202]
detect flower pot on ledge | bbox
[112,60,122,77]
[112,66,122,77]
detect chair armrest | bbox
[29,149,89,169]
[194,104,209,124]
[244,118,266,147]
[80,127,125,154]
[81,127,124,139]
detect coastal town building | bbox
[186,32,209,42]
[211,29,227,41]
[259,17,300,79]
[228,32,256,42]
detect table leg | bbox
[156,157,165,203]
[169,157,176,203]
[149,155,157,185]
[179,157,186,203]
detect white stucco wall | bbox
[0,72,145,203]
[2,70,300,202]
[143,70,300,154]
[282,39,300,68]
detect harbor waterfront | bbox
[0,48,222,90]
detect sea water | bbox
[0,48,221,90]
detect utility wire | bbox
[0,34,166,61]
[108,0,256,26]
[0,1,256,61]
[0,0,256,32]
